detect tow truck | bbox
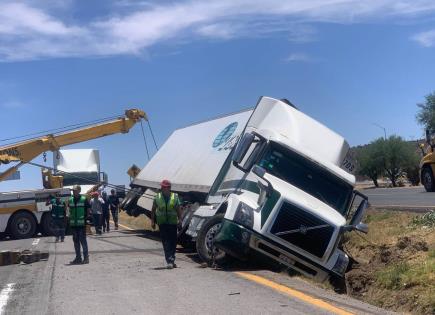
[0,109,146,239]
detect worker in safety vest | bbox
[151,179,182,269]
[67,185,91,265]
[46,192,66,242]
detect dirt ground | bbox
[343,210,435,315]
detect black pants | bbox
[102,209,110,231]
[159,224,177,264]
[71,227,88,259]
[110,208,118,227]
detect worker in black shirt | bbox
[108,189,119,230]
[101,191,110,233]
[46,192,67,242]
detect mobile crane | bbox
[0,109,146,239]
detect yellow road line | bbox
[109,220,134,231]
[235,272,354,315]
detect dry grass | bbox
[118,211,154,230]
[344,209,435,315]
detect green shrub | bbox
[412,211,435,228]
[376,262,410,290]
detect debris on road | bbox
[0,250,49,266]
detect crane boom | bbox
[0,109,146,182]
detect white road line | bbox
[0,283,15,315]
[32,238,40,246]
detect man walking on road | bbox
[151,180,182,269]
[46,192,66,242]
[67,185,91,265]
[108,189,120,230]
[101,191,110,233]
[90,192,104,235]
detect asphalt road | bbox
[363,186,435,211]
[0,226,393,315]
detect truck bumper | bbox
[216,219,333,282]
[214,219,251,261]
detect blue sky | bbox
[1,0,435,191]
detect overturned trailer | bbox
[122,96,368,282]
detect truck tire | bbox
[40,213,56,236]
[422,167,435,192]
[9,211,37,239]
[196,214,228,265]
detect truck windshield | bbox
[258,142,353,215]
[61,172,99,186]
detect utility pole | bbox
[372,123,387,140]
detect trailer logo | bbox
[213,122,238,149]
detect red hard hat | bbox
[91,191,99,197]
[160,179,171,188]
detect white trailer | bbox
[54,149,107,192]
[123,96,368,282]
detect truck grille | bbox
[270,202,334,258]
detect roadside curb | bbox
[371,206,435,213]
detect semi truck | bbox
[122,96,368,282]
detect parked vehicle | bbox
[122,96,368,282]
[0,109,146,239]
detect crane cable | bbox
[140,121,150,161]
[147,120,159,150]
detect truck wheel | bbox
[40,213,56,236]
[9,212,37,239]
[422,167,435,192]
[196,214,228,265]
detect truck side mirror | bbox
[355,223,368,234]
[253,165,273,198]
[349,198,368,226]
[232,133,255,166]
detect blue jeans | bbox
[159,224,177,264]
[93,213,102,234]
[53,218,65,240]
[71,227,88,259]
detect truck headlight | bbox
[233,202,254,229]
[332,252,349,277]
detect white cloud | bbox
[1,0,435,61]
[285,53,313,62]
[412,29,435,47]
[1,101,25,109]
